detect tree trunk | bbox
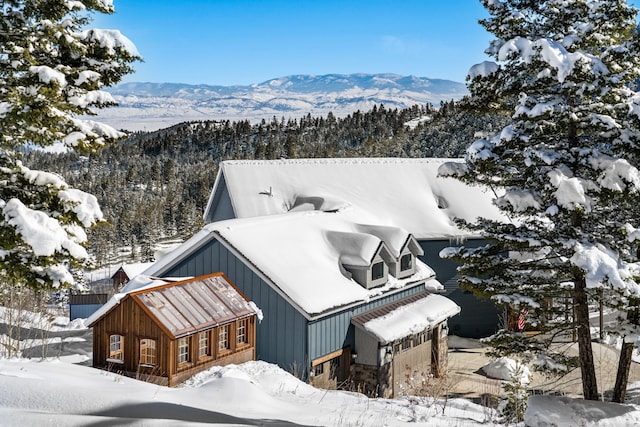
[575,276,599,400]
[613,342,634,403]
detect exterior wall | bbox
[167,316,257,386]
[391,340,432,397]
[354,327,379,366]
[92,297,171,379]
[112,269,129,288]
[308,283,425,363]
[70,304,103,320]
[310,347,351,390]
[419,238,501,338]
[352,362,393,398]
[207,174,235,223]
[393,248,416,279]
[368,253,389,289]
[160,239,309,378]
[92,298,257,387]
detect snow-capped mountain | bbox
[96,73,467,131]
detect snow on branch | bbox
[495,188,541,212]
[547,168,590,211]
[79,29,140,57]
[468,61,499,80]
[437,161,469,178]
[3,198,88,260]
[570,243,640,295]
[498,37,609,83]
[588,154,640,193]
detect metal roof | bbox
[131,273,255,338]
[351,290,432,328]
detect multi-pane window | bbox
[199,331,210,357]
[237,319,247,345]
[371,262,384,280]
[109,334,124,360]
[219,324,229,351]
[178,337,189,363]
[139,338,156,365]
[400,254,412,271]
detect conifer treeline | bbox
[24,102,504,266]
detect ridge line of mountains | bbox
[97,73,467,131]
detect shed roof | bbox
[351,291,460,344]
[87,273,257,338]
[204,158,507,239]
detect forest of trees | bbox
[24,101,505,267]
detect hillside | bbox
[26,101,506,267]
[94,74,467,131]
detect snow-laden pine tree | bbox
[439,0,640,401]
[0,0,139,295]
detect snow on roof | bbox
[147,210,439,317]
[204,158,506,239]
[114,262,155,280]
[355,292,460,344]
[355,224,421,257]
[326,230,384,267]
[86,275,170,326]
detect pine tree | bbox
[440,0,640,401]
[0,0,139,292]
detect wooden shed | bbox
[87,272,258,386]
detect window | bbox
[400,254,412,271]
[371,262,384,281]
[109,334,124,361]
[313,363,324,376]
[178,337,189,363]
[139,338,156,365]
[219,324,229,351]
[199,331,210,357]
[237,319,247,345]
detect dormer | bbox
[355,224,424,279]
[326,231,394,289]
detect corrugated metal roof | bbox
[132,274,255,338]
[69,293,109,305]
[351,290,432,327]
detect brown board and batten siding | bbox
[90,272,257,387]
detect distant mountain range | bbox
[96,73,467,131]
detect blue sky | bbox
[96,1,640,87]
[94,1,493,86]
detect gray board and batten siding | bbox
[419,239,500,338]
[154,233,428,379]
[205,177,501,338]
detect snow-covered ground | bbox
[2,311,640,426]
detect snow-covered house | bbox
[203,158,506,338]
[87,273,258,387]
[140,210,460,397]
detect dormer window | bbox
[371,262,385,281]
[400,254,412,271]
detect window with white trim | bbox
[199,331,210,357]
[178,337,189,363]
[371,262,384,280]
[400,254,412,271]
[237,318,247,345]
[219,324,230,351]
